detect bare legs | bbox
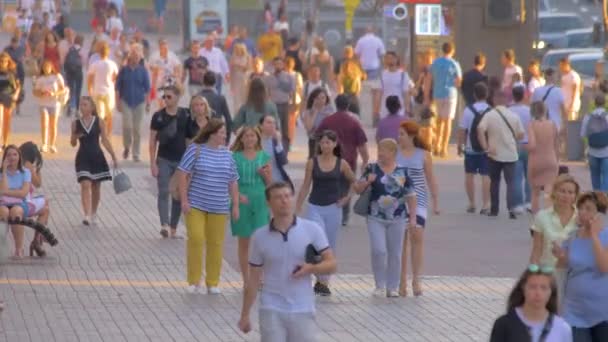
[399,227,425,296]
[435,118,452,157]
[465,174,490,210]
[237,237,250,285]
[0,205,26,258]
[80,180,102,222]
[40,108,48,148]
[0,105,12,147]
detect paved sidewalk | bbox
[0,31,595,342]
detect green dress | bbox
[231,150,271,237]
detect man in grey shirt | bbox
[265,57,295,151]
[238,182,337,342]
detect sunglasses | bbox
[528,264,554,274]
[162,95,173,100]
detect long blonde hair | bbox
[189,95,212,120]
[231,126,262,152]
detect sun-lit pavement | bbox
[0,32,594,341]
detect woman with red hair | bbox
[396,121,440,296]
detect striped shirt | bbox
[178,144,239,214]
[397,148,428,219]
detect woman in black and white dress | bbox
[70,96,117,226]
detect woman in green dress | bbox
[231,126,272,284]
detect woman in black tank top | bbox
[295,130,356,296]
[0,53,21,150]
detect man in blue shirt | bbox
[429,42,462,158]
[115,47,150,162]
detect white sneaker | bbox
[512,206,525,214]
[207,287,221,295]
[50,145,57,154]
[186,285,200,294]
[40,144,48,153]
[90,214,97,225]
[372,288,385,297]
[386,290,400,298]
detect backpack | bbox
[586,111,608,148]
[468,104,492,153]
[64,46,82,77]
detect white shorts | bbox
[259,309,317,342]
[435,97,457,120]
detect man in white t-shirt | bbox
[199,35,230,94]
[559,58,582,121]
[379,51,411,118]
[501,49,523,104]
[457,82,491,214]
[477,96,525,219]
[531,68,566,131]
[150,39,182,105]
[355,26,385,123]
[87,42,119,133]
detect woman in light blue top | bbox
[554,191,608,342]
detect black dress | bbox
[75,117,111,183]
[0,71,18,108]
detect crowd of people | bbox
[0,1,606,340]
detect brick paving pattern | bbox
[0,32,594,342]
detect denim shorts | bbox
[464,153,489,175]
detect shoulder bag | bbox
[169,144,202,200]
[353,164,376,217]
[494,108,518,145]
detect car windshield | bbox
[567,33,592,48]
[570,58,599,77]
[540,16,584,33]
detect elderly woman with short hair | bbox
[355,138,417,298]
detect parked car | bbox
[538,12,589,51]
[541,48,601,71]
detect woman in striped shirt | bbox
[397,121,440,297]
[176,118,240,295]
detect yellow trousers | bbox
[185,208,227,286]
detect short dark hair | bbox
[544,68,555,78]
[503,49,515,62]
[163,84,182,96]
[473,82,488,101]
[265,181,293,200]
[203,71,216,86]
[335,94,351,111]
[512,86,525,103]
[273,56,283,63]
[385,95,401,115]
[442,42,454,54]
[193,118,224,144]
[474,53,486,66]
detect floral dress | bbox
[362,163,416,221]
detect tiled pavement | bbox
[0,32,595,341]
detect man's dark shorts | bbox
[464,153,489,175]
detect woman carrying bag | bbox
[354,138,417,298]
[70,96,118,226]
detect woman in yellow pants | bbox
[175,119,240,294]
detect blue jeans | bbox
[157,158,181,229]
[307,203,342,283]
[588,155,608,192]
[513,147,531,207]
[66,73,83,112]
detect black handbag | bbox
[305,244,321,264]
